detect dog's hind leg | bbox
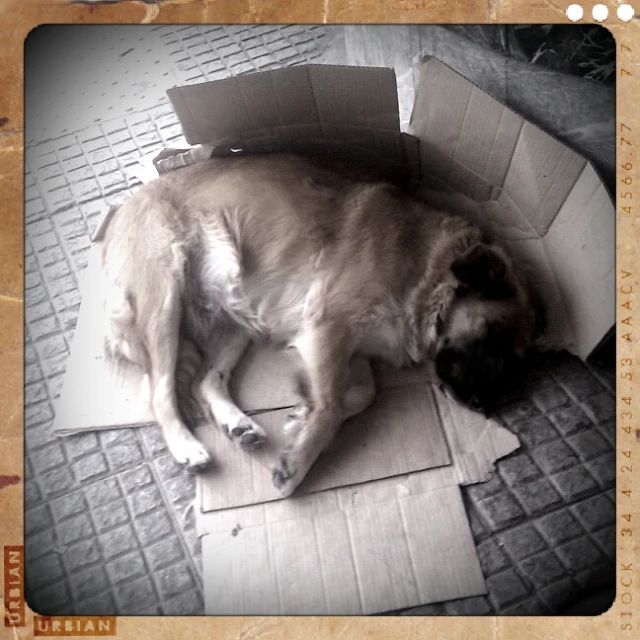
[147,275,213,472]
[272,319,359,497]
[194,322,267,448]
[283,354,375,439]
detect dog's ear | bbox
[451,243,514,299]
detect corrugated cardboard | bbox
[196,395,520,615]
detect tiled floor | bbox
[24,25,616,616]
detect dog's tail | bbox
[175,337,205,428]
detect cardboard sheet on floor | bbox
[196,394,520,615]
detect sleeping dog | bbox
[100,154,542,497]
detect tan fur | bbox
[101,154,540,497]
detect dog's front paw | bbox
[272,450,299,498]
[169,434,213,473]
[225,415,267,448]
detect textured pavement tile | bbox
[161,473,196,507]
[26,554,66,590]
[538,578,579,613]
[99,524,140,561]
[545,405,592,437]
[529,440,579,475]
[584,452,616,489]
[74,593,118,616]
[92,500,131,533]
[579,388,614,419]
[104,440,145,471]
[466,501,489,540]
[486,569,530,609]
[144,537,186,572]
[119,464,156,494]
[129,483,165,517]
[519,551,570,588]
[72,451,109,483]
[25,477,43,510]
[477,538,511,577]
[40,467,79,498]
[591,526,615,558]
[162,589,206,616]
[25,421,58,451]
[139,423,168,457]
[465,473,506,501]
[499,524,547,561]
[64,432,101,459]
[508,415,561,448]
[497,452,542,486]
[512,478,563,516]
[535,509,585,546]
[570,494,615,532]
[25,504,54,535]
[26,529,56,561]
[475,493,527,530]
[555,537,606,574]
[502,597,549,616]
[565,429,612,461]
[113,576,159,615]
[30,441,67,473]
[62,539,103,574]
[106,551,148,584]
[57,513,95,546]
[134,510,175,547]
[28,580,73,616]
[548,466,600,501]
[83,476,123,505]
[156,562,197,600]
[443,595,493,616]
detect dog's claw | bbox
[272,453,294,492]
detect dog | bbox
[100,153,543,497]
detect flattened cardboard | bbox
[201,484,484,615]
[196,394,519,614]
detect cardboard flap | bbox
[167,65,401,146]
[410,56,523,199]
[411,56,614,359]
[542,162,616,359]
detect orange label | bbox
[4,546,25,627]
[34,617,117,636]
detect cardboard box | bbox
[51,58,615,613]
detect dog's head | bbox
[433,242,544,415]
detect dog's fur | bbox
[101,154,542,497]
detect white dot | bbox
[567,4,584,21]
[592,4,609,21]
[618,4,635,21]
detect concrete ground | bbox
[24,25,616,616]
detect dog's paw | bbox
[272,451,298,497]
[225,416,267,448]
[170,435,213,473]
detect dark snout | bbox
[435,342,513,416]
